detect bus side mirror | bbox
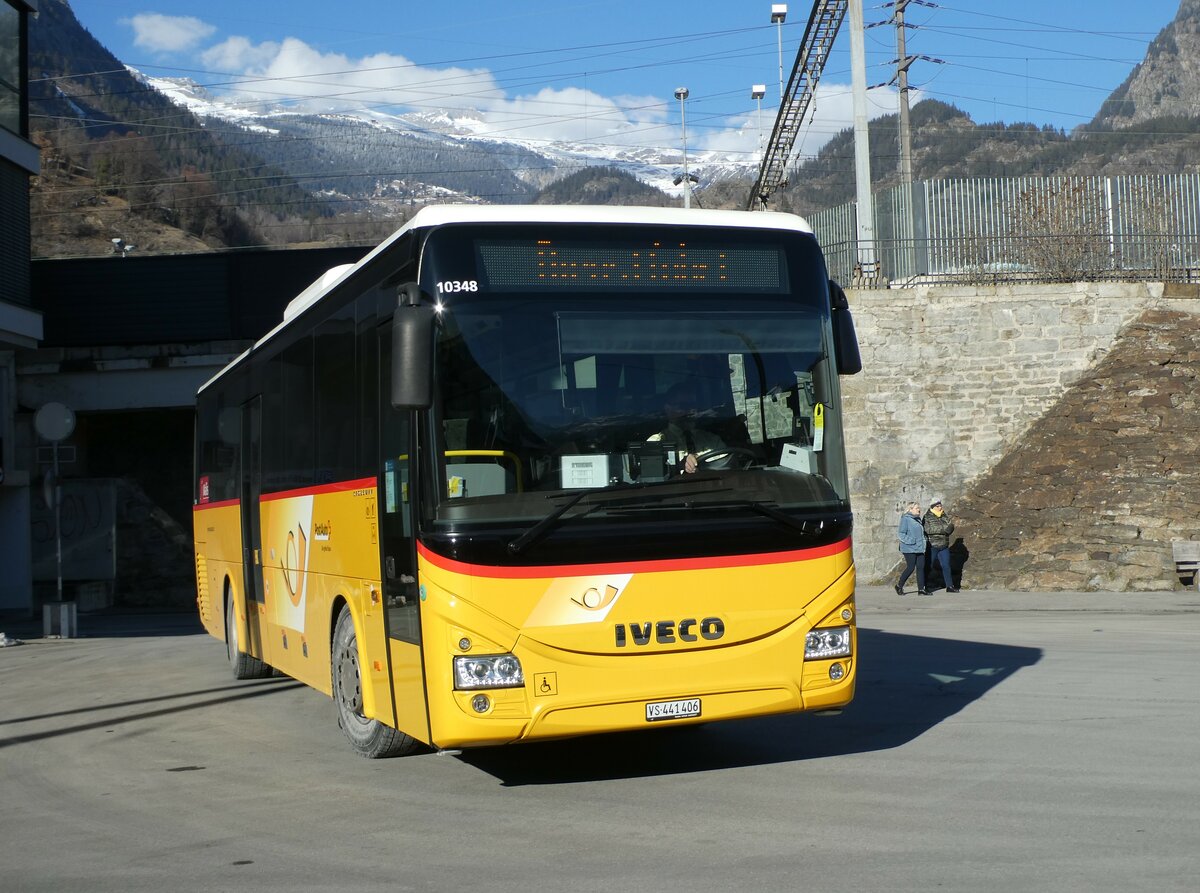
[828,280,862,376]
[391,290,435,409]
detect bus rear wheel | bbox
[332,607,419,758]
[226,590,271,680]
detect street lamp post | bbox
[674,86,691,209]
[751,84,766,164]
[771,4,787,106]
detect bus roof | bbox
[285,205,815,324]
[393,204,814,234]
[199,205,816,394]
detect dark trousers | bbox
[898,552,925,591]
[930,546,953,589]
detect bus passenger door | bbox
[239,396,267,660]
[378,322,430,743]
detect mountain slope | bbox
[532,167,672,205]
[140,73,725,206]
[25,0,1200,253]
[1092,0,1200,129]
[28,0,333,254]
[772,94,1200,216]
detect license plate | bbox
[645,698,701,722]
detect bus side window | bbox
[197,397,240,502]
[315,310,356,483]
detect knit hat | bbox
[929,497,943,507]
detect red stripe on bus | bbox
[259,477,377,502]
[417,537,851,579]
[193,498,240,511]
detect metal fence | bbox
[810,174,1200,285]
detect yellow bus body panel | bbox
[193,501,245,642]
[195,482,401,731]
[255,481,393,723]
[417,542,856,750]
[198,485,856,752]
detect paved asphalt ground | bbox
[1,585,1198,892]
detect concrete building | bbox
[19,246,368,612]
[1,1,44,613]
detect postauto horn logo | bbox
[571,584,619,611]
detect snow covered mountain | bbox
[138,72,755,207]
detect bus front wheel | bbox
[332,607,419,758]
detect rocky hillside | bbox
[32,134,218,258]
[949,303,1200,591]
[28,0,336,255]
[1093,0,1200,129]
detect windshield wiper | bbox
[506,487,608,556]
[686,499,822,535]
[506,476,719,556]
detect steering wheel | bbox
[698,447,759,469]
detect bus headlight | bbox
[453,654,525,690]
[804,627,851,660]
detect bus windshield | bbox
[420,224,850,536]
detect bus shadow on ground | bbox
[458,628,1042,786]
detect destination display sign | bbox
[475,238,788,292]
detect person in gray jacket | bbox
[923,498,959,592]
[895,502,929,595]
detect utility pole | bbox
[874,0,941,276]
[895,0,913,187]
[848,0,878,281]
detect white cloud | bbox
[197,35,669,146]
[124,14,216,54]
[478,87,668,145]
[201,36,282,74]
[181,33,908,162]
[202,37,502,114]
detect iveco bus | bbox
[193,205,862,757]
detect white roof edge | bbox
[201,204,816,393]
[198,346,251,394]
[401,203,813,233]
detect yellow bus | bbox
[193,205,862,757]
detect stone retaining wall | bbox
[841,281,1200,589]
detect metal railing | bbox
[811,174,1200,285]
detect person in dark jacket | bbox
[923,498,959,592]
[895,502,929,595]
[649,381,728,474]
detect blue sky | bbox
[64,1,1183,162]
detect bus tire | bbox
[332,607,419,758]
[226,589,271,680]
